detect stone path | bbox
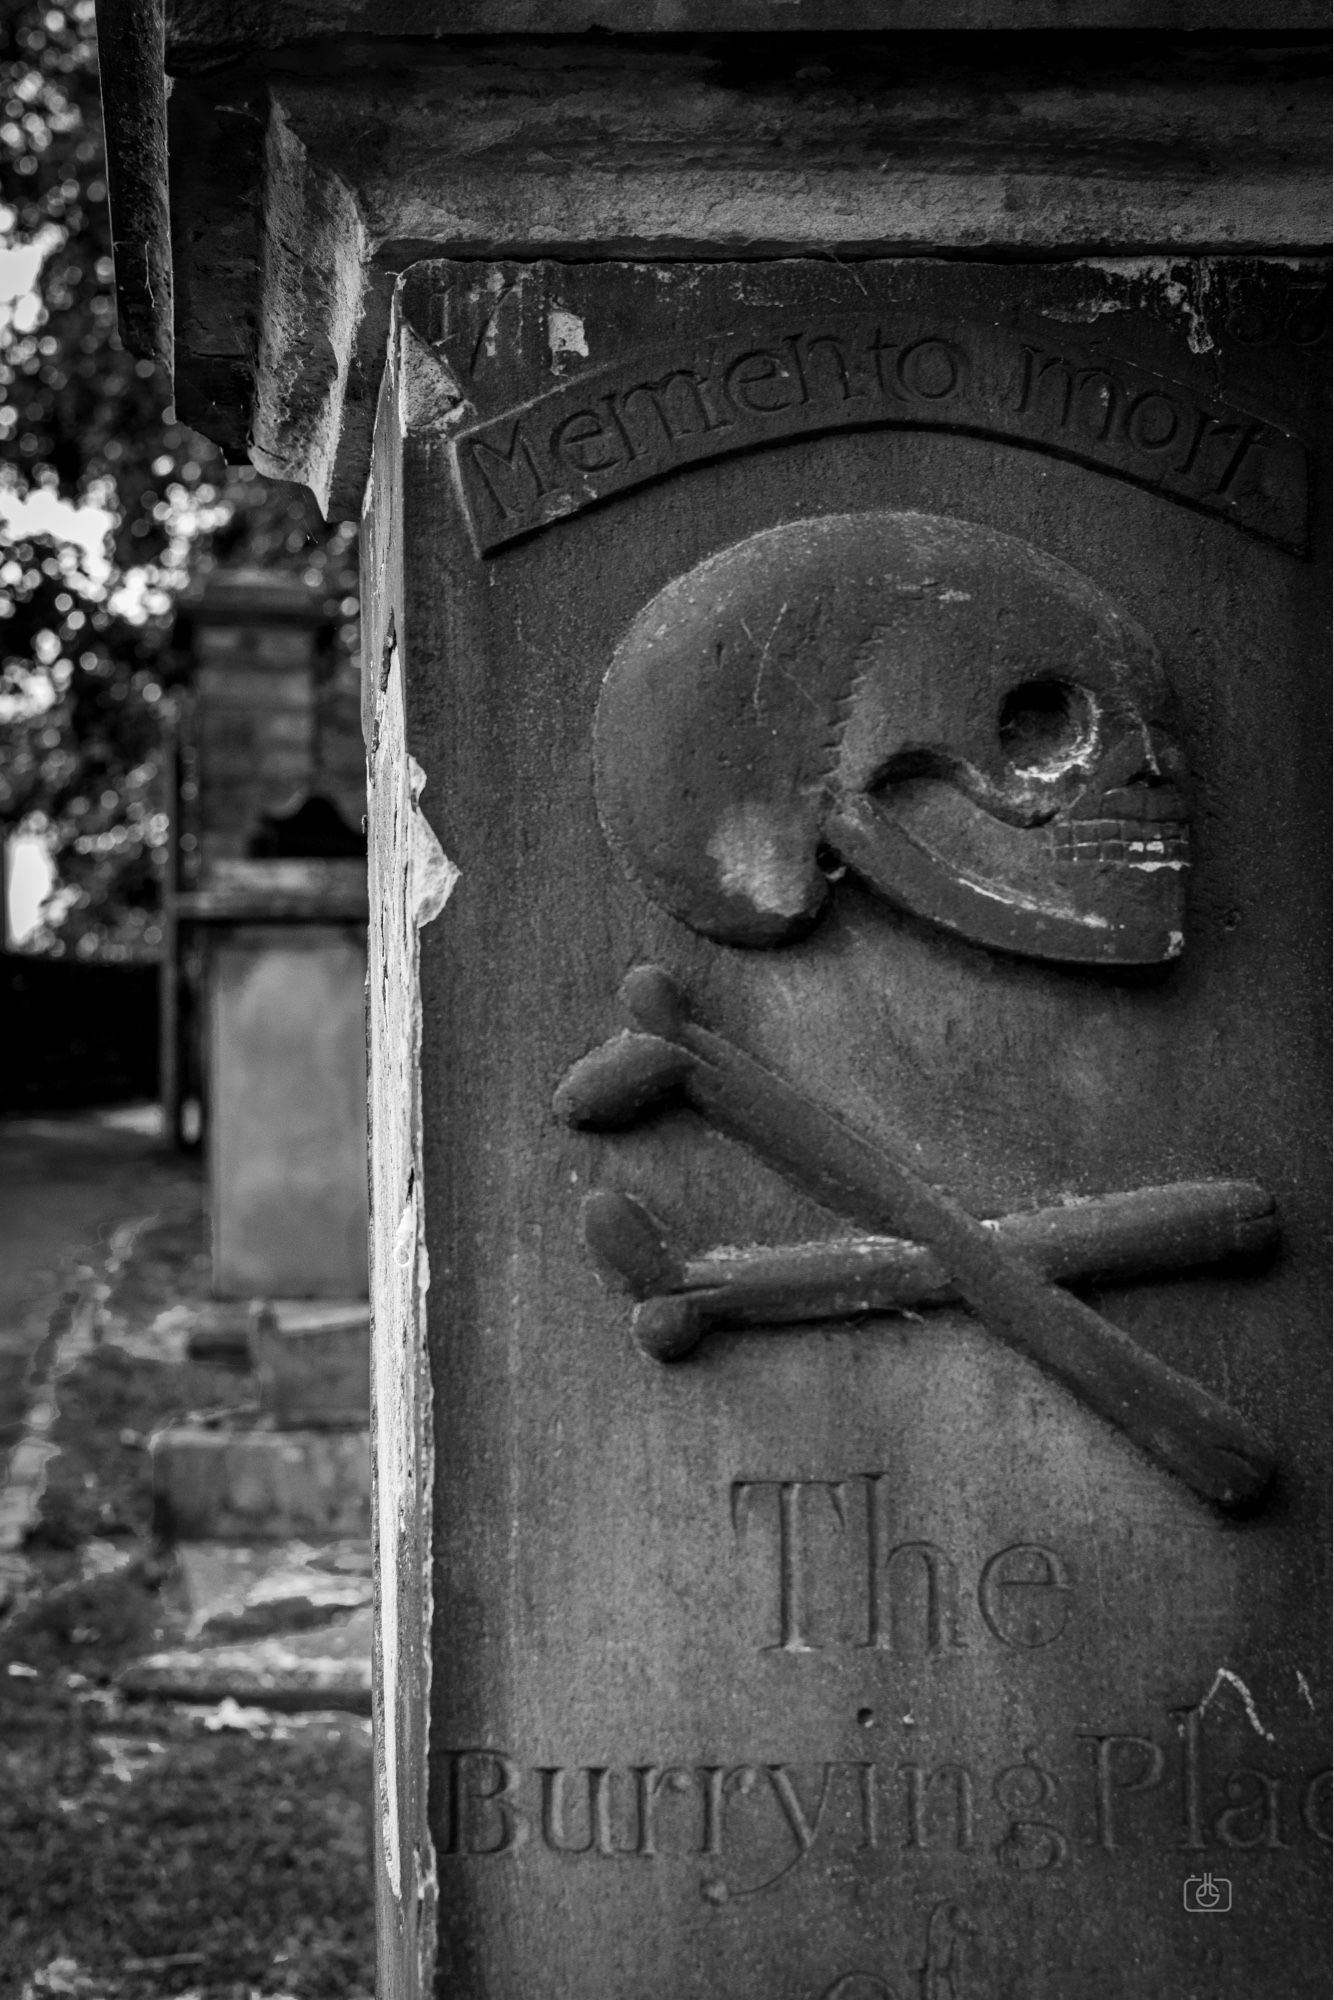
[0,1108,192,1607]
[0,1107,376,1995]
[0,1104,371,1699]
[0,1107,181,1464]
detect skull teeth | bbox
[1051,820,1190,866]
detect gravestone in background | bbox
[164,567,370,1297]
[209,927,369,1298]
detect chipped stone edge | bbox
[365,310,470,1995]
[371,632,450,1916]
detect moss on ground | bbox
[0,1685,374,1999]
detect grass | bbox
[0,1683,375,1999]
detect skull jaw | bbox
[827,787,1188,968]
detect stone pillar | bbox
[100,10,1329,1996]
[166,566,370,1296]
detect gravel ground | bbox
[0,1113,376,2000]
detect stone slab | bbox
[176,1539,374,1642]
[252,1300,371,1427]
[117,1605,373,1715]
[151,1423,371,1541]
[175,1298,257,1367]
[176,858,369,922]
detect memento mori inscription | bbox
[450,313,1310,557]
[399,257,1329,1998]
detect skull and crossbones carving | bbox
[555,511,1275,1512]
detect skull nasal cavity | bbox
[998,679,1092,772]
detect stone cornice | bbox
[97,11,1331,513]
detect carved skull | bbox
[594,511,1189,966]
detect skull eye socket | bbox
[998,678,1095,776]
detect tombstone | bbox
[99,9,1329,1996]
[164,566,369,1299]
[153,563,372,1538]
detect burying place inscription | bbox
[392,257,1329,1997]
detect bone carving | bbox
[593,511,1189,966]
[577,1181,1279,1366]
[556,968,1276,1513]
[564,514,1280,1512]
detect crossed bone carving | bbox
[564,519,1277,1511]
[554,966,1278,1515]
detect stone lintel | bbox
[94,12,1330,514]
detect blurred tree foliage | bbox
[0,0,357,958]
